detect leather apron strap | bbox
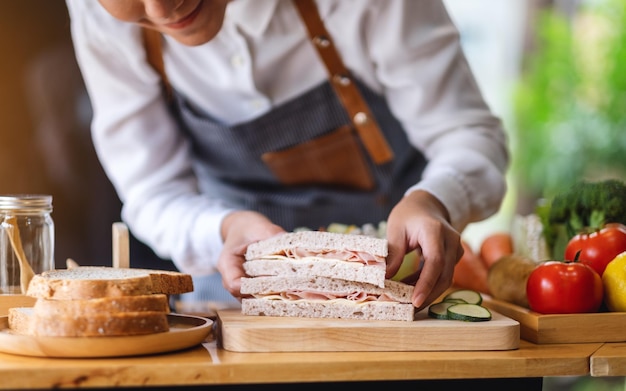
[141,27,173,100]
[292,0,394,164]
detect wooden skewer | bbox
[112,222,130,269]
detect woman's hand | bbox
[385,190,463,310]
[217,210,285,299]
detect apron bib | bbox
[171,79,426,231]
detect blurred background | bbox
[0,1,624,389]
[445,0,626,248]
[0,1,174,271]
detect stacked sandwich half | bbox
[8,266,193,337]
[241,231,416,321]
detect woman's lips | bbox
[164,2,202,30]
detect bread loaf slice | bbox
[32,294,170,317]
[7,307,31,336]
[8,307,169,337]
[241,298,415,322]
[243,258,386,288]
[241,276,415,321]
[244,231,388,287]
[245,231,388,260]
[241,276,413,303]
[26,267,193,300]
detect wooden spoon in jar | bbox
[2,216,35,294]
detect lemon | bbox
[602,251,626,312]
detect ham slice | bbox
[259,289,398,303]
[278,249,385,267]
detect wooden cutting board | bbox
[217,308,519,352]
[483,296,626,344]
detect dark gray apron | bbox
[172,80,427,231]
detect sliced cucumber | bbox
[447,303,492,322]
[443,289,483,305]
[442,298,467,304]
[428,301,457,320]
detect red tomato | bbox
[564,223,626,276]
[526,261,603,314]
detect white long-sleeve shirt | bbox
[65,0,509,276]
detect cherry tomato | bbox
[564,223,626,276]
[526,261,603,314]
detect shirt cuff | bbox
[405,173,471,232]
[186,207,238,275]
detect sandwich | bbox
[241,231,416,322]
[243,230,388,287]
[241,275,415,321]
[9,266,194,337]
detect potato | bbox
[487,254,537,308]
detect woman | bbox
[64,0,509,310]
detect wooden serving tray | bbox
[483,296,626,344]
[0,313,213,358]
[217,308,519,352]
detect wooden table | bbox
[0,296,604,390]
[591,343,626,377]
[0,334,602,389]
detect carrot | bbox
[479,232,514,269]
[452,240,490,295]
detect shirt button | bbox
[230,54,245,68]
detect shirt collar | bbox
[226,0,280,37]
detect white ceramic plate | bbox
[0,313,212,358]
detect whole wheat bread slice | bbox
[32,294,170,317]
[26,266,193,300]
[241,276,412,303]
[241,276,415,321]
[245,231,388,287]
[245,231,387,260]
[8,307,169,337]
[241,298,415,322]
[243,258,386,287]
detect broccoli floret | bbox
[541,179,626,258]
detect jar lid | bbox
[0,194,53,211]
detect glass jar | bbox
[0,194,54,295]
